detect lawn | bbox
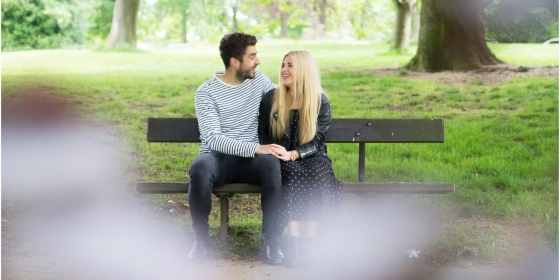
[2,42,558,263]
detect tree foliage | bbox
[485,0,559,43]
[1,0,95,51]
[2,0,558,51]
[88,0,115,40]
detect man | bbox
[188,32,284,265]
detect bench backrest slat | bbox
[147,118,444,143]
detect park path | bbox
[2,253,557,280]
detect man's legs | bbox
[236,154,284,264]
[188,152,235,261]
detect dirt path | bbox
[2,253,558,280]
[3,197,557,280]
[329,65,559,84]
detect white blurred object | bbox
[405,249,420,259]
[2,118,195,279]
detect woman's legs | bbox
[288,220,319,237]
[288,220,300,236]
[287,220,301,267]
[303,221,318,266]
[287,220,319,267]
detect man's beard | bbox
[235,64,255,82]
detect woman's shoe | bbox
[286,236,300,267]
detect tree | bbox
[244,0,301,39]
[107,0,140,48]
[231,0,240,32]
[308,0,331,38]
[347,0,394,41]
[154,0,192,43]
[391,0,415,53]
[314,0,329,29]
[406,0,502,71]
[176,0,191,43]
[410,1,420,42]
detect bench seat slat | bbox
[136,182,455,195]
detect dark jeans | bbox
[188,152,283,243]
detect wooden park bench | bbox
[137,118,455,241]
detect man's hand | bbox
[255,144,277,155]
[256,144,291,161]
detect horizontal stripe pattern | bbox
[195,71,275,157]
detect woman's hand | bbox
[271,144,291,161]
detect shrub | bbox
[1,0,66,51]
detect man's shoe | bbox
[188,240,208,263]
[265,241,284,265]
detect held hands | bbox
[270,144,291,161]
[255,144,276,156]
[255,144,298,161]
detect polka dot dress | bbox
[278,110,343,226]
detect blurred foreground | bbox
[2,91,557,279]
[2,92,195,279]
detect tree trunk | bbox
[232,4,238,32]
[391,0,413,53]
[318,0,327,28]
[314,0,327,38]
[107,0,140,48]
[181,9,188,43]
[406,0,502,71]
[410,1,420,42]
[280,11,288,39]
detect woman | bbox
[259,50,343,267]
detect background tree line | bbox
[1,0,558,52]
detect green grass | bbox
[2,42,558,263]
[430,222,505,262]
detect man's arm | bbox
[195,91,259,157]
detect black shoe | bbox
[188,240,208,263]
[286,236,300,268]
[265,241,284,265]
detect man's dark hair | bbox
[219,32,258,68]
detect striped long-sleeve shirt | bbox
[195,70,275,157]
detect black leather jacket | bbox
[258,88,331,160]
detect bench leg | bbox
[359,143,365,182]
[218,194,231,242]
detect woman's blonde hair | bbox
[270,50,323,144]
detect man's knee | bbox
[189,154,217,184]
[255,154,281,173]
